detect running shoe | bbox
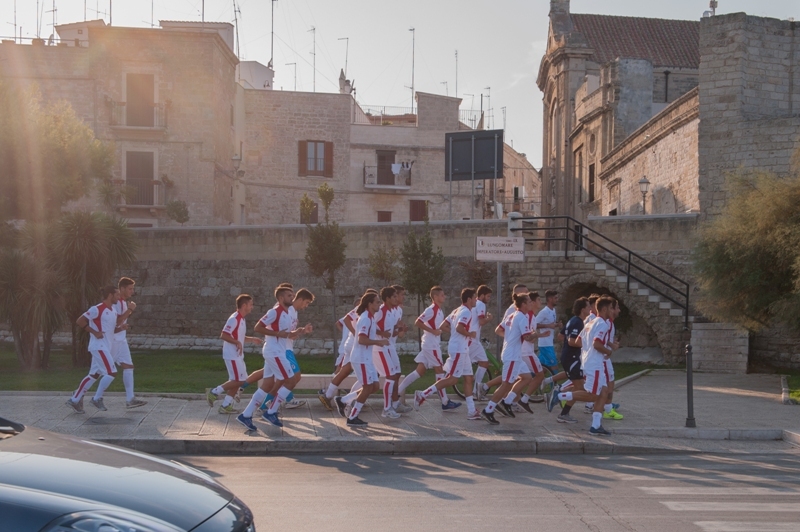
[394,403,413,414]
[205,388,217,407]
[333,397,347,418]
[612,402,620,410]
[234,387,243,403]
[589,425,612,436]
[584,404,594,414]
[557,414,578,424]
[318,390,333,411]
[218,404,239,414]
[413,390,425,411]
[382,408,401,419]
[262,411,283,427]
[66,398,84,414]
[511,403,525,413]
[467,410,482,421]
[441,400,461,411]
[496,401,515,418]
[284,399,306,410]
[480,409,500,425]
[528,395,545,403]
[518,401,534,414]
[90,398,107,411]
[603,409,624,420]
[126,398,147,409]
[236,414,257,431]
[475,388,489,402]
[547,390,561,413]
[346,417,368,427]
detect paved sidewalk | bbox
[2,371,798,455]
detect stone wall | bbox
[751,324,800,371]
[690,322,749,373]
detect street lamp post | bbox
[638,176,651,215]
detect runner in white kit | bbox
[111,277,146,409]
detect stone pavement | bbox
[2,370,799,456]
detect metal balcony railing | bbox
[354,105,417,126]
[363,164,412,188]
[110,101,168,128]
[123,179,166,207]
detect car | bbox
[0,416,255,532]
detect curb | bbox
[613,368,652,388]
[612,427,785,441]
[781,375,796,405]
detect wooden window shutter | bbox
[298,141,308,176]
[323,141,334,177]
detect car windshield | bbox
[0,417,24,439]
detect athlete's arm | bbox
[415,318,441,336]
[344,316,356,335]
[254,322,285,338]
[456,323,475,338]
[495,324,505,337]
[244,336,262,345]
[220,331,242,352]
[358,334,389,347]
[593,338,612,356]
[116,301,136,325]
[76,314,103,339]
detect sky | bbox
[3,1,798,167]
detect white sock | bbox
[222,395,234,407]
[543,376,553,385]
[398,372,420,395]
[392,400,402,409]
[325,383,339,399]
[342,389,359,405]
[604,403,613,413]
[521,394,530,404]
[244,389,267,417]
[122,369,134,401]
[93,375,114,400]
[349,401,364,420]
[486,400,497,413]
[422,385,437,399]
[481,382,489,392]
[435,374,449,403]
[212,386,225,395]
[466,396,475,414]
[586,402,594,409]
[592,411,602,429]
[72,375,96,401]
[504,391,517,405]
[558,391,573,401]
[473,367,487,393]
[268,386,291,414]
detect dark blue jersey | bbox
[561,316,584,359]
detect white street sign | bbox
[475,236,525,262]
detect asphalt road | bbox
[178,452,800,532]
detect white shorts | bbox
[111,340,132,366]
[373,348,401,377]
[604,358,615,382]
[352,359,379,386]
[90,348,117,377]
[522,353,543,375]
[468,340,488,363]
[500,358,524,383]
[266,353,295,381]
[415,348,444,369]
[225,357,248,381]
[443,352,473,378]
[583,367,608,395]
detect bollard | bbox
[685,344,696,428]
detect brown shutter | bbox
[298,141,307,176]
[323,141,334,177]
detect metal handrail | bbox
[511,215,690,329]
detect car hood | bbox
[0,423,232,531]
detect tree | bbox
[693,170,800,332]
[303,184,347,354]
[368,244,400,286]
[166,200,190,225]
[0,83,114,222]
[399,221,446,346]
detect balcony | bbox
[363,164,412,190]
[108,100,168,138]
[115,179,166,214]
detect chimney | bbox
[551,0,570,15]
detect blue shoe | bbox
[547,390,561,413]
[441,400,462,411]
[589,425,612,436]
[236,414,256,431]
[262,411,284,428]
[611,402,620,410]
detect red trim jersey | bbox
[580,317,610,371]
[286,306,299,350]
[373,304,398,354]
[338,306,359,355]
[111,300,128,342]
[418,303,444,351]
[498,303,516,331]
[388,306,403,347]
[520,311,538,356]
[82,303,116,351]
[351,310,376,363]
[258,304,294,356]
[221,311,246,360]
[447,305,472,355]
[471,299,487,342]
[500,310,531,362]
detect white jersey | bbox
[500,310,531,362]
[111,300,129,342]
[389,306,403,347]
[520,311,538,356]
[418,303,445,351]
[351,310,377,363]
[584,311,597,325]
[258,304,293,355]
[580,317,610,371]
[447,305,472,355]
[536,305,557,347]
[605,319,616,359]
[286,306,299,351]
[373,304,399,354]
[82,303,116,351]
[472,300,487,342]
[338,306,358,355]
[221,311,246,360]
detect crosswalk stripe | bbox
[663,502,800,512]
[641,487,800,495]
[695,522,799,532]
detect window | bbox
[298,141,333,177]
[588,163,596,203]
[125,151,155,205]
[300,202,319,224]
[576,150,584,202]
[126,73,155,127]
[377,211,392,223]
[376,150,396,185]
[409,200,428,222]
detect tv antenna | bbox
[308,26,316,92]
[286,62,297,91]
[455,50,458,98]
[338,37,349,77]
[232,0,241,59]
[270,0,277,65]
